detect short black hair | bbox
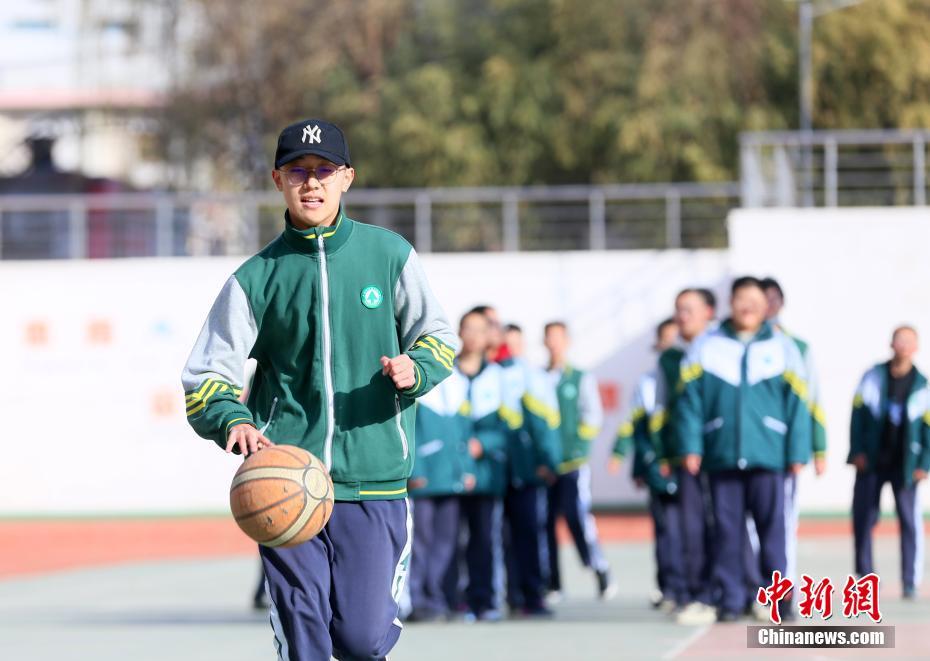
[504,323,522,334]
[469,305,494,317]
[656,317,676,340]
[544,321,567,334]
[459,309,488,327]
[697,288,717,310]
[677,287,716,310]
[760,277,785,302]
[730,276,766,296]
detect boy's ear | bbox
[342,167,356,193]
[271,170,284,191]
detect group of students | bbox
[613,276,930,624]
[406,306,615,622]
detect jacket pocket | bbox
[703,417,724,435]
[762,416,787,435]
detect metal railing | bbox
[740,129,929,208]
[0,182,740,259]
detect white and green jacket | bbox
[676,320,812,473]
[181,209,459,501]
[409,366,474,498]
[775,323,828,461]
[848,362,930,488]
[548,365,604,474]
[500,358,561,488]
[613,370,676,494]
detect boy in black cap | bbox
[182,119,458,660]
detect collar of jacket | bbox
[281,208,353,254]
[882,360,928,394]
[719,318,774,342]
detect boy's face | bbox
[656,323,678,352]
[892,328,919,362]
[272,154,355,230]
[764,287,784,321]
[730,286,768,334]
[459,313,489,355]
[674,291,712,342]
[504,329,524,358]
[544,326,569,357]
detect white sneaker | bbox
[649,589,665,608]
[545,590,564,606]
[658,599,678,614]
[675,602,717,625]
[752,602,773,623]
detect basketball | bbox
[229,445,334,548]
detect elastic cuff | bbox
[401,361,424,397]
[225,416,256,437]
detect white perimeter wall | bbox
[5,206,928,514]
[2,250,729,515]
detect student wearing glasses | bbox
[182,119,458,661]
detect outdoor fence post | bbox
[665,189,681,249]
[415,193,432,253]
[914,136,927,206]
[825,138,838,207]
[155,196,173,257]
[69,199,88,259]
[589,189,606,250]
[502,192,519,251]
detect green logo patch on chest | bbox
[361,285,384,309]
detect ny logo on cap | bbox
[302,124,322,145]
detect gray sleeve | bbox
[182,275,258,392]
[393,248,460,354]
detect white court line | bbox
[661,624,712,660]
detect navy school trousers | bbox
[709,469,786,615]
[409,495,460,615]
[853,470,922,590]
[260,499,411,661]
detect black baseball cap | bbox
[274,119,351,169]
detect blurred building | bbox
[0,0,180,189]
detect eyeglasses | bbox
[277,165,346,186]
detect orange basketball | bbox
[229,445,334,548]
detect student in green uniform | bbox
[543,321,615,601]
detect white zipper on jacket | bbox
[394,396,410,459]
[259,397,279,435]
[318,234,336,471]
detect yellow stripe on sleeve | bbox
[578,423,599,441]
[499,405,524,430]
[648,409,668,435]
[681,363,703,384]
[783,370,809,402]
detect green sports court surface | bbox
[0,517,925,660]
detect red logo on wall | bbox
[599,381,620,413]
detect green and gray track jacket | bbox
[776,323,828,461]
[181,210,459,501]
[409,367,473,498]
[548,365,604,474]
[676,320,812,473]
[847,362,930,488]
[614,369,676,495]
[647,344,689,466]
[500,358,561,488]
